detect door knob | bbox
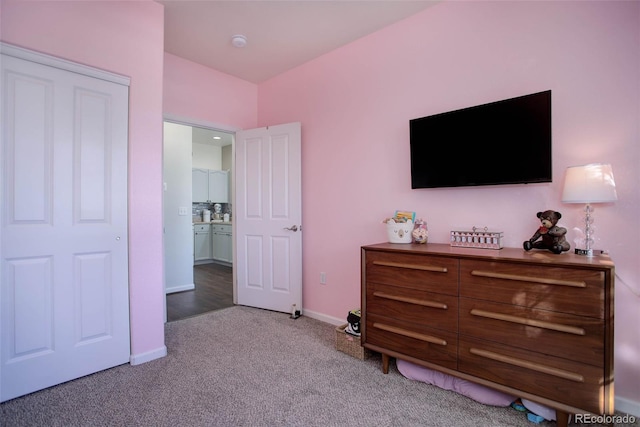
[283,225,298,232]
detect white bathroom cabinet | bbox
[194,224,212,261]
[212,224,232,264]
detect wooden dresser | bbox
[361,242,614,427]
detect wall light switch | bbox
[178,207,189,216]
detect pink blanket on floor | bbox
[396,359,516,407]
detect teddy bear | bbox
[523,210,570,254]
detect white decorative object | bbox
[386,220,414,244]
[450,227,503,249]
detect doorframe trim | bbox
[163,114,240,134]
[1,42,130,86]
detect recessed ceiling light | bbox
[213,136,221,140]
[231,35,247,48]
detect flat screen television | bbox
[410,90,552,189]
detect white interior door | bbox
[0,47,130,402]
[235,123,302,314]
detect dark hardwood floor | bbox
[166,263,234,322]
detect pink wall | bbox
[1,0,167,361]
[258,1,640,406]
[163,53,257,130]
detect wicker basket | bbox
[335,324,371,360]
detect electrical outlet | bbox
[320,272,326,285]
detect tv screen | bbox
[410,90,552,189]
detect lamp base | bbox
[574,248,594,256]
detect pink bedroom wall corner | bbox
[256,0,640,410]
[163,52,258,130]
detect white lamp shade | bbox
[562,163,618,203]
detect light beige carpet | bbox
[1,306,636,427]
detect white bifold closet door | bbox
[0,45,131,402]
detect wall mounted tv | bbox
[410,90,552,189]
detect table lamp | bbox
[561,163,617,256]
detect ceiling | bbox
[160,0,438,145]
[160,0,437,84]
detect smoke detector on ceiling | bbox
[231,35,247,48]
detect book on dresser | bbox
[361,242,615,427]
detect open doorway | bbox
[163,118,236,322]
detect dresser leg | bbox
[382,354,390,374]
[556,411,569,427]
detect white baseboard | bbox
[129,345,167,365]
[301,308,344,326]
[616,396,640,417]
[165,283,195,294]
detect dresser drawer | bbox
[367,283,457,332]
[366,313,457,370]
[460,260,605,318]
[365,251,459,296]
[458,337,606,414]
[459,298,604,367]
